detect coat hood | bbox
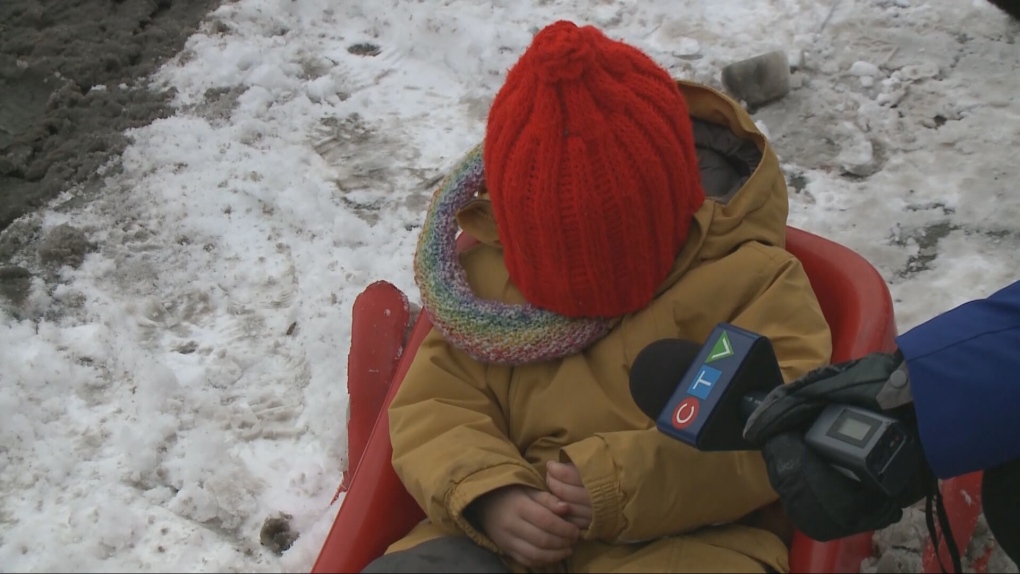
[457,80,789,301]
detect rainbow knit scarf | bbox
[413,145,613,365]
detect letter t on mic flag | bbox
[629,323,786,451]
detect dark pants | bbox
[986,0,1020,20]
[983,458,1020,566]
[361,536,510,573]
[359,535,778,573]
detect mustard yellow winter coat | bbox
[385,80,833,573]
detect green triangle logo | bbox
[706,331,734,363]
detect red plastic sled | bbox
[333,281,411,499]
[312,227,974,573]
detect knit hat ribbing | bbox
[484,21,705,318]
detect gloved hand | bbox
[743,351,933,541]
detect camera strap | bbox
[925,474,963,574]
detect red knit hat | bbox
[484,21,705,319]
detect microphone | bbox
[629,324,784,451]
[629,323,924,497]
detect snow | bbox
[1,0,1018,572]
[849,60,882,77]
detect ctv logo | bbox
[671,365,722,430]
[669,331,733,431]
[687,365,722,399]
[672,397,700,430]
[706,331,734,363]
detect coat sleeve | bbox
[387,327,546,552]
[560,249,833,542]
[896,279,1020,478]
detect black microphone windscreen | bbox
[629,338,703,420]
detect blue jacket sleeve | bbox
[895,280,1020,478]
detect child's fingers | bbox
[547,474,590,506]
[528,488,571,516]
[547,460,583,486]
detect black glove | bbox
[743,351,933,541]
[744,351,911,443]
[760,432,905,541]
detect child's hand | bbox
[546,460,593,530]
[471,485,579,567]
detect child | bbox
[364,20,832,573]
